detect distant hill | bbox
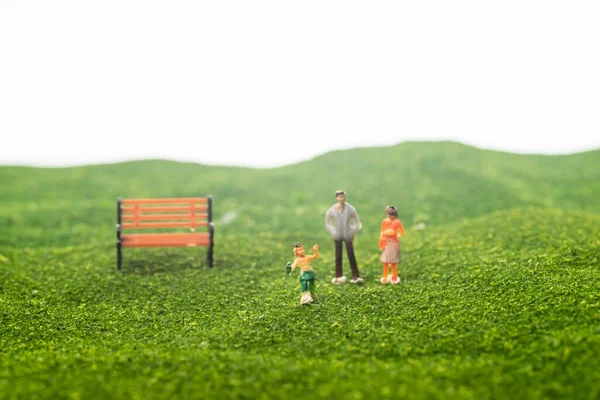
[1,141,599,247]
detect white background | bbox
[1,0,599,167]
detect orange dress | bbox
[379,218,404,263]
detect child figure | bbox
[286,242,319,304]
[379,205,404,284]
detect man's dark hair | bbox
[335,190,346,197]
[386,205,398,217]
[294,242,303,248]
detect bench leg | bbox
[117,198,123,271]
[208,222,214,267]
[117,242,122,271]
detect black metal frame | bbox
[116,198,122,270]
[207,195,214,267]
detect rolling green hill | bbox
[1,141,599,399]
[1,141,599,247]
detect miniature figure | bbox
[286,242,319,305]
[379,205,404,284]
[325,190,363,284]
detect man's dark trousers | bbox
[335,240,359,279]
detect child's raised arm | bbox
[307,244,319,261]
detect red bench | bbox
[116,197,214,270]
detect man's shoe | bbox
[331,276,347,285]
[350,277,364,284]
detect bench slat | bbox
[122,221,209,229]
[121,198,208,205]
[121,206,208,213]
[121,214,208,222]
[121,233,210,248]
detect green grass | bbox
[1,141,599,399]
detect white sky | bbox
[1,0,599,168]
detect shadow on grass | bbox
[118,247,242,275]
[119,248,214,275]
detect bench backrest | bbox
[118,197,212,231]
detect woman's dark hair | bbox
[386,205,398,217]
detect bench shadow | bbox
[119,248,213,275]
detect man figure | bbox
[325,190,363,284]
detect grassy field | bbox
[1,141,599,399]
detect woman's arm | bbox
[379,221,387,249]
[397,220,405,238]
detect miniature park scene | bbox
[2,154,599,399]
[2,3,600,400]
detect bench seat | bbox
[121,233,211,248]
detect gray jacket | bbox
[325,203,362,241]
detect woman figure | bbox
[379,205,404,284]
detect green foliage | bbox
[1,142,599,399]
